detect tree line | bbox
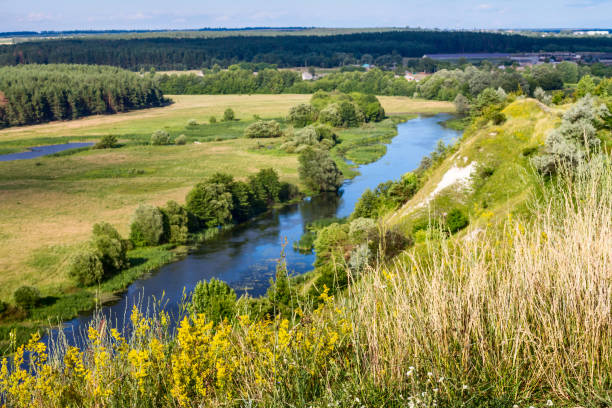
[1,31,612,70]
[157,67,416,96]
[0,64,166,127]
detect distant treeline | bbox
[0,64,165,127]
[2,31,612,70]
[158,67,415,96]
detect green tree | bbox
[161,201,189,244]
[14,286,41,310]
[92,222,128,274]
[186,182,234,228]
[298,148,343,193]
[129,205,165,246]
[288,103,318,128]
[68,250,105,287]
[150,129,172,145]
[223,108,235,121]
[244,120,282,138]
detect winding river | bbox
[47,114,461,346]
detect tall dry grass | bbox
[343,157,611,404]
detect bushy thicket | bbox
[0,64,165,127]
[281,124,338,153]
[352,173,420,219]
[13,286,41,310]
[534,95,610,174]
[150,130,172,145]
[244,120,282,138]
[188,278,237,324]
[130,205,165,247]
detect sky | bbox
[1,0,612,32]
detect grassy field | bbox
[0,95,453,303]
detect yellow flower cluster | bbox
[0,295,352,407]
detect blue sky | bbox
[2,0,611,32]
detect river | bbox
[47,114,461,346]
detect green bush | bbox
[161,200,189,244]
[150,130,172,145]
[92,222,128,274]
[249,168,282,205]
[13,286,41,310]
[68,249,104,287]
[187,119,198,126]
[298,148,343,193]
[175,134,187,145]
[223,108,235,122]
[188,278,236,324]
[279,182,301,202]
[129,205,165,246]
[209,116,217,124]
[348,217,376,244]
[288,103,318,127]
[95,134,118,149]
[244,120,282,138]
[371,226,412,259]
[446,208,469,234]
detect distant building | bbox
[404,73,415,81]
[301,71,314,81]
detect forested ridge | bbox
[2,30,612,70]
[0,64,166,127]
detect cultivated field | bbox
[0,95,453,300]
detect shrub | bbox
[349,217,376,244]
[371,226,412,259]
[186,182,234,228]
[244,120,282,138]
[348,243,371,274]
[161,200,189,244]
[209,116,217,124]
[228,180,257,223]
[150,130,172,145]
[314,223,349,266]
[288,103,318,127]
[129,205,165,246]
[352,189,378,219]
[95,134,118,149]
[175,134,187,145]
[298,148,343,193]
[534,87,552,106]
[68,249,104,287]
[13,286,41,310]
[223,108,235,122]
[187,119,198,126]
[188,278,236,324]
[92,222,128,274]
[446,208,469,234]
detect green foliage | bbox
[264,255,299,317]
[188,278,236,324]
[150,129,172,145]
[249,168,282,205]
[68,249,104,287]
[0,64,165,127]
[314,223,349,267]
[229,180,257,223]
[94,135,118,149]
[534,95,610,174]
[244,120,282,138]
[445,208,469,234]
[161,200,189,244]
[288,103,318,127]
[92,222,129,274]
[352,173,420,219]
[129,204,165,246]
[350,92,386,122]
[209,115,217,124]
[223,108,235,122]
[348,217,376,244]
[13,286,41,310]
[278,181,301,202]
[298,148,343,193]
[186,181,234,228]
[575,75,596,98]
[175,134,187,145]
[534,87,552,106]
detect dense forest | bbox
[2,31,612,70]
[0,64,165,127]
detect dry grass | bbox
[344,159,612,404]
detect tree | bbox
[223,108,235,121]
[249,168,282,205]
[185,182,234,228]
[188,278,236,324]
[298,148,343,193]
[130,205,165,246]
[454,93,470,116]
[68,250,105,287]
[95,135,118,149]
[288,103,318,128]
[161,201,189,244]
[534,87,552,106]
[92,222,128,274]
